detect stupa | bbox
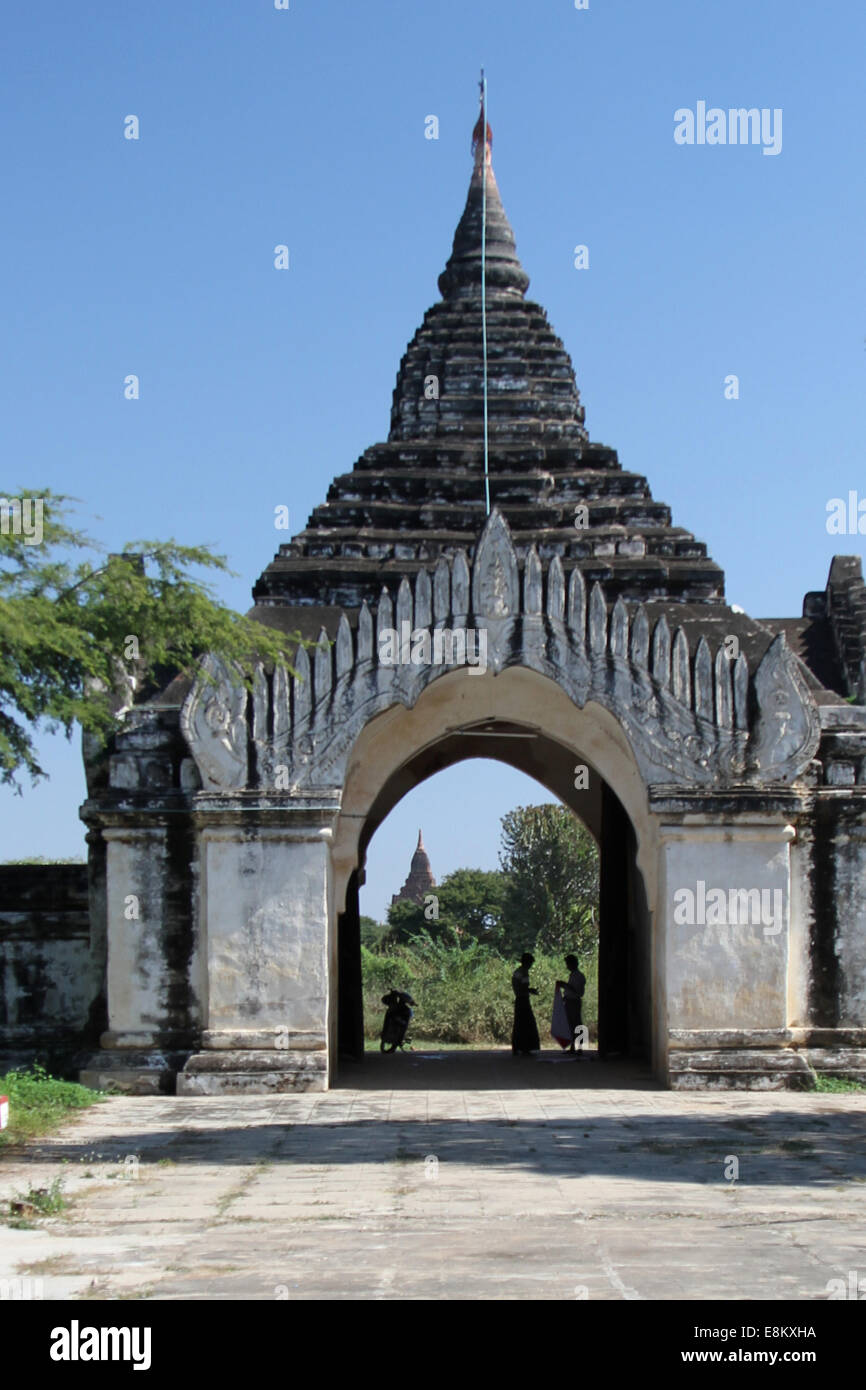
[252,105,726,637]
[391,830,436,908]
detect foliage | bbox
[436,867,509,943]
[0,490,310,789]
[380,806,599,960]
[384,896,436,943]
[362,935,598,1045]
[384,867,508,946]
[499,804,599,955]
[359,914,388,948]
[813,1074,866,1093]
[0,1062,104,1152]
[12,1176,68,1216]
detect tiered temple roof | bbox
[391,830,436,908]
[246,95,864,705]
[252,106,724,630]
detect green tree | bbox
[384,895,441,944]
[384,868,509,948]
[436,867,508,945]
[0,491,309,789]
[359,914,388,949]
[499,804,599,956]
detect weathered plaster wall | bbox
[0,866,97,1061]
[198,821,331,1043]
[825,815,866,1026]
[787,827,814,1028]
[660,823,794,1031]
[172,813,334,1093]
[102,821,198,1049]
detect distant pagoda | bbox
[391,830,436,907]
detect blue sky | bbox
[3,1,864,916]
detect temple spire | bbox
[437,84,530,301]
[391,829,436,908]
[472,70,492,166]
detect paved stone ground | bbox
[1,1051,865,1301]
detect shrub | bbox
[0,1063,103,1150]
[813,1075,866,1093]
[362,934,598,1046]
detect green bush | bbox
[362,933,598,1045]
[0,1063,103,1151]
[813,1074,866,1093]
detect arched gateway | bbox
[78,105,866,1094]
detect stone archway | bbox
[72,102,866,1097]
[145,507,823,1095]
[329,676,656,1077]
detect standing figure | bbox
[380,990,416,1053]
[511,952,540,1056]
[557,953,586,1053]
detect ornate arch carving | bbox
[181,511,820,794]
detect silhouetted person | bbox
[511,953,540,1056]
[380,990,415,1053]
[556,953,586,1053]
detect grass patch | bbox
[0,1063,104,1152]
[4,1176,69,1225]
[814,1075,866,1093]
[13,1176,68,1216]
[22,1255,73,1275]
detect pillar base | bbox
[177,1049,327,1095]
[78,1049,189,1095]
[802,1047,866,1083]
[669,1049,812,1090]
[669,1044,866,1089]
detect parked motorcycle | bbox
[380,990,416,1053]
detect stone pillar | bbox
[337,868,364,1063]
[177,803,338,1094]
[787,823,814,1030]
[598,785,630,1058]
[660,820,806,1088]
[101,827,170,1047]
[80,822,195,1093]
[830,822,866,1025]
[83,827,108,1046]
[797,807,866,1081]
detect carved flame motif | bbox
[180,654,248,791]
[750,635,820,780]
[179,514,819,795]
[471,510,519,617]
[204,686,232,733]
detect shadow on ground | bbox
[6,1091,865,1191]
[339,1047,651,1091]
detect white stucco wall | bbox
[198,823,330,1044]
[103,827,172,1046]
[660,823,795,1032]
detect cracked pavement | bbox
[1,1051,864,1301]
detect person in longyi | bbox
[511,952,540,1056]
[556,953,586,1053]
